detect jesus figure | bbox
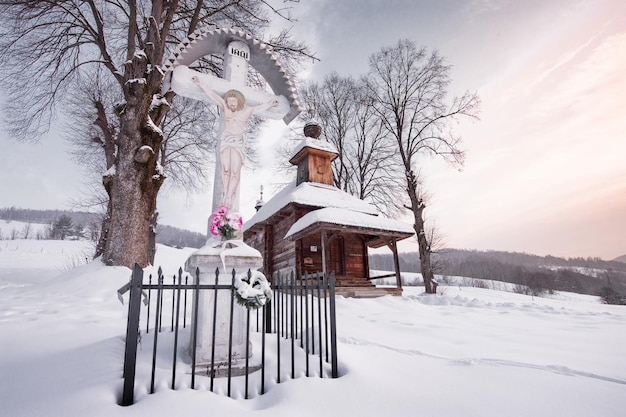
[192,76,279,209]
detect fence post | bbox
[304,272,310,377]
[276,272,281,383]
[171,268,183,389]
[328,272,339,378]
[121,263,144,406]
[150,268,164,394]
[316,272,323,377]
[190,267,200,389]
[290,271,296,379]
[146,273,152,334]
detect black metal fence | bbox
[119,264,338,406]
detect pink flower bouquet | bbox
[209,205,243,240]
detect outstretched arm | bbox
[250,98,279,114]
[191,76,225,108]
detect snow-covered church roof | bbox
[285,207,414,241]
[243,181,378,232]
[243,181,414,246]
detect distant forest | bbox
[3,207,624,301]
[0,207,205,248]
[370,249,626,299]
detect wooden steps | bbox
[295,275,402,298]
[334,275,402,298]
[335,286,402,298]
[335,275,376,288]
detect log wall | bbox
[245,206,371,282]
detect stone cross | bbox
[170,40,290,219]
[164,28,300,371]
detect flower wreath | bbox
[232,270,273,310]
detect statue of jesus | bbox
[191,76,279,208]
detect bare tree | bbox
[0,1,313,267]
[348,84,405,215]
[298,74,403,214]
[300,73,356,191]
[21,223,32,239]
[63,66,218,259]
[365,39,480,293]
[159,96,218,192]
[63,71,119,255]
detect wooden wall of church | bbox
[298,233,369,278]
[245,229,265,259]
[300,235,324,274]
[307,152,334,185]
[270,210,298,278]
[343,235,367,278]
[295,150,335,186]
[245,206,372,282]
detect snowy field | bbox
[0,219,49,241]
[0,239,624,417]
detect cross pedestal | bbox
[185,242,263,374]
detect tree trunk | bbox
[94,200,112,259]
[406,171,436,294]
[99,37,166,268]
[102,130,161,267]
[148,211,158,265]
[101,96,165,267]
[414,209,436,294]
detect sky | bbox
[1,0,625,260]
[1,237,624,416]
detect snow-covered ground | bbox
[0,220,49,242]
[0,239,624,417]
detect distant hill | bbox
[0,207,100,229]
[0,207,206,248]
[370,248,626,298]
[156,224,206,248]
[614,254,626,263]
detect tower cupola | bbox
[289,121,338,186]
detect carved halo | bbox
[161,26,301,124]
[224,89,246,109]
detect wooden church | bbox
[243,121,414,297]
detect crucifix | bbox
[164,28,301,368]
[170,38,292,219]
